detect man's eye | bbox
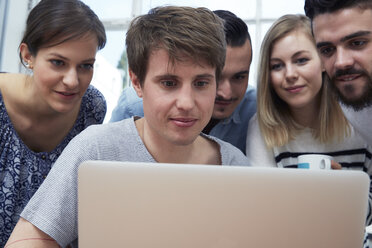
[162,81,176,87]
[233,74,247,80]
[194,81,209,87]
[319,47,335,57]
[350,40,367,48]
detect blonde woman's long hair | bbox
[257,14,350,148]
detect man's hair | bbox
[213,10,251,47]
[213,10,252,62]
[126,6,226,85]
[257,14,350,148]
[304,0,372,20]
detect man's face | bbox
[312,7,372,110]
[213,40,252,119]
[133,48,216,146]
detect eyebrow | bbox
[48,53,96,63]
[341,31,371,42]
[270,50,309,61]
[234,70,249,75]
[292,50,310,57]
[316,31,371,48]
[154,73,215,81]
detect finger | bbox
[331,160,342,170]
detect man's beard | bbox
[330,68,372,111]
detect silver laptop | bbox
[78,161,369,248]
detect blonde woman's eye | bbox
[80,63,94,70]
[296,58,309,64]
[270,63,282,71]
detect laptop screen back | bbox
[78,161,369,248]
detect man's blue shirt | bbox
[209,86,256,154]
[110,86,257,154]
[110,86,144,121]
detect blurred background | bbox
[0,0,304,122]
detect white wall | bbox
[0,0,29,73]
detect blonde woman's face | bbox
[269,30,323,112]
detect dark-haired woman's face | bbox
[28,33,98,114]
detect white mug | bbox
[297,154,332,170]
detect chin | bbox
[212,112,229,120]
[170,134,199,146]
[53,105,75,114]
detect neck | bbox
[290,100,320,129]
[135,118,220,164]
[202,118,220,134]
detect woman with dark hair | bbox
[0,0,107,244]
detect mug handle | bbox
[321,159,331,170]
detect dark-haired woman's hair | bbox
[19,0,106,65]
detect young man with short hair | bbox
[304,0,372,146]
[305,1,372,247]
[110,10,256,154]
[6,6,249,248]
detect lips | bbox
[55,91,78,99]
[336,74,361,82]
[170,118,197,127]
[215,98,236,106]
[215,100,231,106]
[59,92,76,96]
[286,85,304,93]
[334,68,365,83]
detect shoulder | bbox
[0,73,25,96]
[79,85,107,124]
[110,87,144,122]
[342,105,372,128]
[65,119,137,155]
[116,86,143,107]
[342,125,369,147]
[204,134,250,166]
[243,86,257,103]
[83,85,106,106]
[246,115,262,152]
[247,114,259,135]
[80,118,133,139]
[246,114,262,146]
[236,86,257,119]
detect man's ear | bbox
[129,70,143,98]
[19,43,34,68]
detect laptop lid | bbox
[78,161,369,248]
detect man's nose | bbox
[176,84,195,111]
[216,79,232,99]
[334,47,354,71]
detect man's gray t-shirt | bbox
[21,118,250,247]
